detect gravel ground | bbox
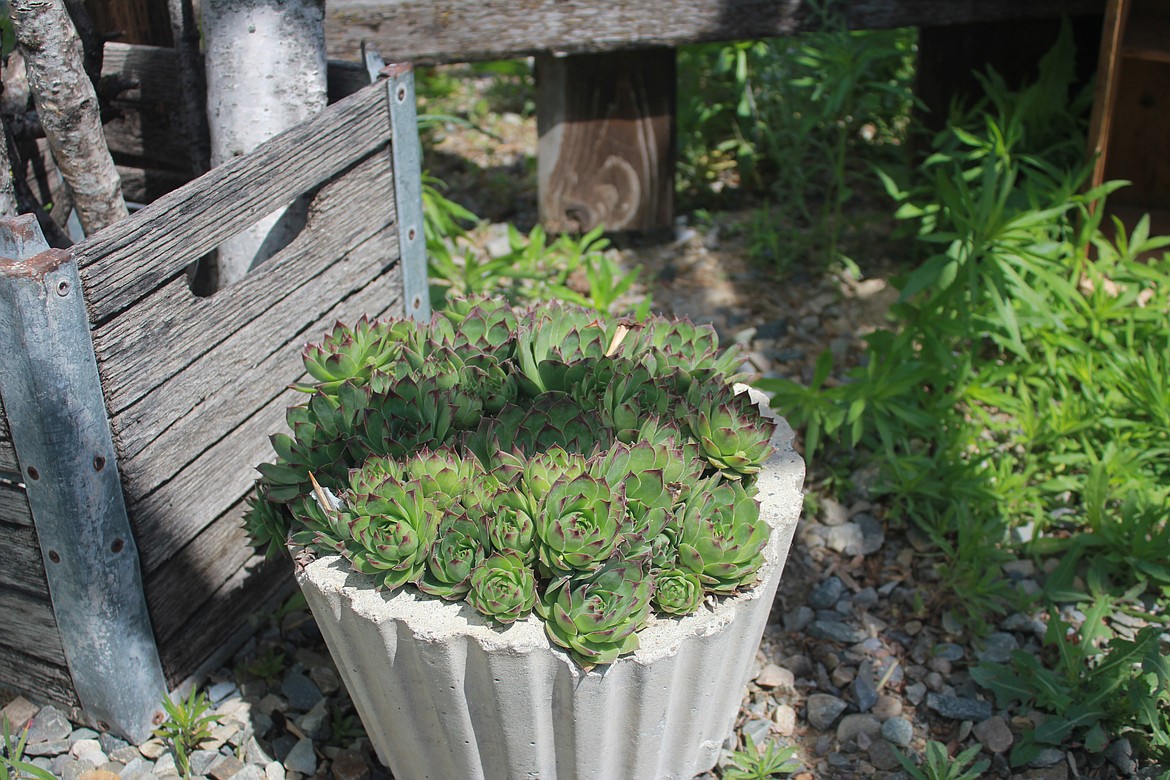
[3,66,1167,780]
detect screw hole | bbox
[48,550,60,563]
[408,227,417,241]
[412,295,422,310]
[26,465,39,480]
[93,455,106,471]
[56,279,70,296]
[97,721,110,731]
[111,538,124,553]
[397,86,406,102]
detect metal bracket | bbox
[0,215,166,743]
[384,63,431,322]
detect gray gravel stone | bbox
[808,620,867,644]
[22,738,69,757]
[851,660,879,712]
[868,739,901,771]
[904,682,927,706]
[836,713,881,744]
[755,663,794,689]
[1029,747,1067,768]
[821,497,849,526]
[1105,738,1136,776]
[973,715,1014,754]
[855,514,885,554]
[826,523,865,555]
[283,737,317,775]
[295,699,330,740]
[871,694,902,721]
[330,751,370,780]
[809,576,846,609]
[932,642,966,661]
[976,632,1020,664]
[233,765,267,780]
[881,717,913,748]
[783,606,814,632]
[190,748,222,776]
[742,718,772,746]
[281,672,324,712]
[806,694,848,730]
[926,692,992,722]
[26,705,72,744]
[773,704,797,736]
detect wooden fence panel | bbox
[0,399,17,474]
[325,0,1104,63]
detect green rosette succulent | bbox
[534,474,625,578]
[689,388,776,480]
[538,559,653,669]
[243,493,293,559]
[260,382,366,500]
[287,492,350,553]
[466,553,538,624]
[487,491,538,562]
[677,479,771,594]
[345,484,437,590]
[652,568,705,615]
[297,316,418,394]
[417,511,490,600]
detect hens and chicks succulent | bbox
[247,296,777,668]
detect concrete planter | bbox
[297,403,804,780]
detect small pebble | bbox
[755,663,795,689]
[808,577,846,609]
[283,737,317,776]
[973,715,1014,754]
[880,717,913,748]
[871,694,902,721]
[926,692,992,722]
[806,694,848,731]
[773,704,797,736]
[26,705,72,744]
[975,632,1019,664]
[836,713,881,744]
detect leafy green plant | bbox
[237,647,286,684]
[153,688,218,779]
[722,733,801,779]
[0,720,54,780]
[247,297,776,669]
[895,740,989,780]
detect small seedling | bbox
[722,733,802,779]
[895,740,990,780]
[153,688,218,779]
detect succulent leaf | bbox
[466,552,538,623]
[652,568,705,615]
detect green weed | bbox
[895,741,990,780]
[0,720,54,780]
[721,733,802,779]
[153,688,218,778]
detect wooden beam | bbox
[325,0,1104,63]
[537,49,675,234]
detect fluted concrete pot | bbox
[297,402,804,780]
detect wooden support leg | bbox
[536,47,675,235]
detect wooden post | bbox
[0,215,166,742]
[536,48,675,235]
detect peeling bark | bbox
[10,0,128,235]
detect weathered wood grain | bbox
[75,82,392,323]
[0,519,48,595]
[0,645,78,713]
[125,263,404,574]
[0,397,17,474]
[95,150,397,419]
[158,553,289,687]
[0,584,68,666]
[537,49,674,233]
[0,482,31,526]
[325,0,1104,64]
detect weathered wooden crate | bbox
[0,64,427,743]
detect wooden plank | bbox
[1103,57,1170,208]
[0,646,78,714]
[0,584,68,667]
[325,0,1104,64]
[158,553,289,687]
[94,150,397,419]
[0,396,17,474]
[75,81,392,323]
[0,482,32,527]
[1088,0,1131,190]
[125,263,404,574]
[0,519,48,595]
[537,49,674,233]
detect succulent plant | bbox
[538,558,653,669]
[345,483,437,590]
[677,479,771,594]
[466,553,538,623]
[688,387,778,480]
[534,474,625,578]
[651,568,705,615]
[251,296,779,671]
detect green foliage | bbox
[895,741,990,780]
[237,646,286,684]
[249,298,776,669]
[759,21,1170,760]
[422,176,650,317]
[677,0,916,266]
[0,720,55,780]
[722,733,802,779]
[153,688,218,779]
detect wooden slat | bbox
[158,554,290,687]
[0,584,68,667]
[95,150,397,419]
[324,0,1104,64]
[0,646,78,713]
[0,396,17,474]
[124,262,404,574]
[75,81,392,323]
[0,520,49,595]
[0,482,31,527]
